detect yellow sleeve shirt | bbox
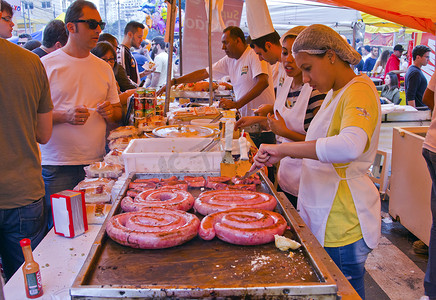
[324,82,379,247]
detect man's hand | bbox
[219,98,239,110]
[67,105,90,125]
[235,116,267,130]
[254,104,273,116]
[96,101,114,121]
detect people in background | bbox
[0,0,14,39]
[17,33,32,46]
[91,41,136,115]
[251,24,381,299]
[32,19,68,58]
[160,26,275,118]
[385,44,405,84]
[405,45,431,108]
[147,36,169,89]
[23,39,41,51]
[380,72,401,104]
[421,70,436,300]
[40,0,122,230]
[372,49,390,76]
[98,33,137,92]
[132,40,152,82]
[119,21,146,86]
[0,7,53,280]
[363,46,379,72]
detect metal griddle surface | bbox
[72,173,337,298]
[87,231,317,287]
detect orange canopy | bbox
[310,0,436,34]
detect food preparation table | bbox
[3,173,360,299]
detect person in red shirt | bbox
[385,44,405,85]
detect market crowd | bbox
[0,0,435,299]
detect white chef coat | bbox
[208,47,275,117]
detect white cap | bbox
[246,0,274,40]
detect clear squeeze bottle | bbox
[20,238,43,298]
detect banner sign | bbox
[364,32,394,47]
[182,0,244,74]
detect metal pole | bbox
[178,0,183,76]
[27,3,32,33]
[164,0,177,115]
[117,0,121,41]
[22,1,27,34]
[207,0,213,106]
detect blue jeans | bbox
[42,165,86,230]
[0,197,46,281]
[422,148,436,299]
[324,238,372,299]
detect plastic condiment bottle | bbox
[19,238,43,298]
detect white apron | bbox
[297,74,381,249]
[274,67,313,196]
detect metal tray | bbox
[71,172,340,299]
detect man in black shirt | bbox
[32,20,67,58]
[118,21,145,86]
[405,45,431,108]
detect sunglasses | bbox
[1,16,12,23]
[102,57,115,63]
[71,19,106,30]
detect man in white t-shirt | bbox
[159,26,275,117]
[422,72,436,300]
[40,0,122,229]
[148,36,170,89]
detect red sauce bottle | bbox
[20,238,43,298]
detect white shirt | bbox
[41,49,120,165]
[423,72,436,152]
[154,51,170,89]
[208,47,275,117]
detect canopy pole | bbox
[178,0,183,76]
[164,0,177,115]
[207,0,214,106]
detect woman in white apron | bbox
[235,27,324,207]
[251,24,381,300]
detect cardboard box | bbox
[51,190,88,238]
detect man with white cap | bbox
[160,25,275,119]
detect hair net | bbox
[292,24,361,65]
[280,26,307,44]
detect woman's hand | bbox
[267,111,287,136]
[251,144,284,170]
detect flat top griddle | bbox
[71,172,341,299]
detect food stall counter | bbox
[3,225,101,300]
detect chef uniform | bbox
[298,74,381,250]
[274,67,313,197]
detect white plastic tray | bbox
[122,138,223,174]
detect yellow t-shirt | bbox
[324,81,379,247]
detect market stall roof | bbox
[361,13,422,34]
[240,0,361,36]
[310,0,436,34]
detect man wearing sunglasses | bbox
[40,0,122,230]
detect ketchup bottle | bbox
[19,238,43,298]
